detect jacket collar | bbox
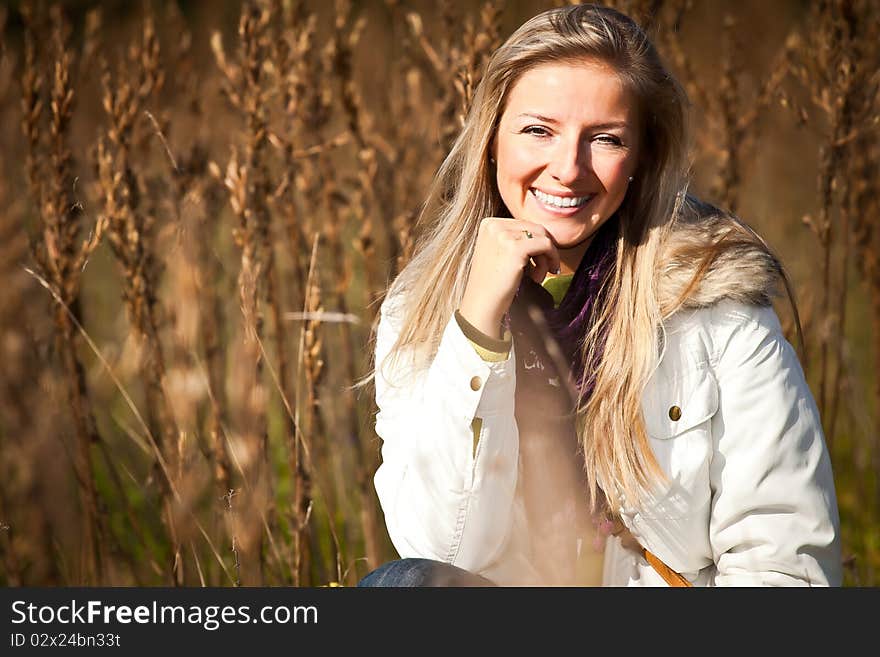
[657,197,783,314]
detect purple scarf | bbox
[547,216,617,392]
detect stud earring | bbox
[628,176,634,183]
[489,156,496,165]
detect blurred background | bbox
[0,0,877,586]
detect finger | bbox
[527,252,552,284]
[595,518,615,536]
[595,517,626,537]
[519,224,561,275]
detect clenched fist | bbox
[458,217,562,339]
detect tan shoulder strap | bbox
[642,548,693,587]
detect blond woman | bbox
[358,3,841,587]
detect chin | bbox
[545,226,596,249]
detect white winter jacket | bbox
[372,216,842,587]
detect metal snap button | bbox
[470,376,482,391]
[668,405,682,421]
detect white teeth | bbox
[532,188,592,208]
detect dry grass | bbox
[0,0,877,587]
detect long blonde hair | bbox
[379,4,705,512]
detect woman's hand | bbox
[593,515,642,553]
[458,217,561,339]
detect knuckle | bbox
[486,217,504,231]
[478,217,496,235]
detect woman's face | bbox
[492,59,640,273]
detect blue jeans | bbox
[357,558,497,587]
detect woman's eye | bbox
[595,134,623,145]
[523,126,551,137]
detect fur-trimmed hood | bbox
[656,196,784,315]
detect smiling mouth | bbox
[531,188,594,209]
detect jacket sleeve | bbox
[372,295,521,572]
[708,301,842,586]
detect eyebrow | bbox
[515,113,630,130]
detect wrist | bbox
[457,303,505,340]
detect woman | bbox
[358,4,841,587]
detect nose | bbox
[547,135,589,186]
